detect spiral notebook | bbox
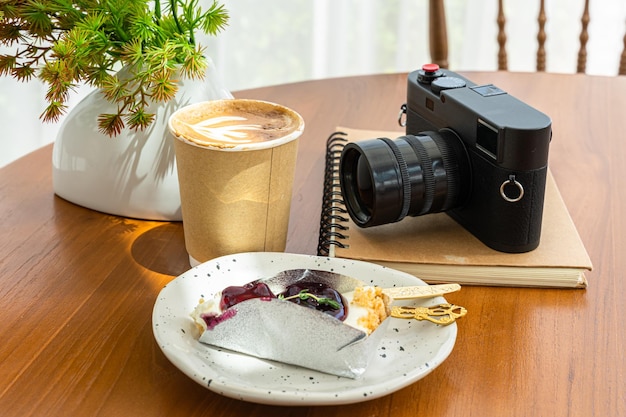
[317,127,592,288]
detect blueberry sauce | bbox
[202,280,348,329]
[219,282,276,310]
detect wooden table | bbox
[1,72,624,416]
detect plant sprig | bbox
[279,290,342,310]
[0,0,229,136]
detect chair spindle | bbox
[429,0,449,68]
[536,0,547,71]
[497,0,508,70]
[577,0,591,73]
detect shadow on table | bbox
[131,222,190,276]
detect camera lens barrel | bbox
[339,130,469,228]
[378,138,413,220]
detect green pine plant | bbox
[0,0,228,136]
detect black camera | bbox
[339,64,552,253]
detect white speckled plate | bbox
[152,252,457,406]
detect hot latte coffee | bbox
[169,99,303,147]
[168,99,304,265]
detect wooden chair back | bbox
[428,0,626,75]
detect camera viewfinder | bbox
[476,119,499,160]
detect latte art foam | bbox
[169,99,303,148]
[187,116,259,144]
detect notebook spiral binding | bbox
[317,132,351,256]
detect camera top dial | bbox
[431,77,467,94]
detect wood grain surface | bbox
[0,71,624,416]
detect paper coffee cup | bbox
[168,99,304,266]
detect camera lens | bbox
[339,130,470,227]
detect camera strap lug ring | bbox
[500,175,524,203]
[398,104,407,127]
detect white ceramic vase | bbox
[52,58,232,221]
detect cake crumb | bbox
[351,286,389,334]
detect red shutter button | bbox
[417,63,443,83]
[422,63,440,73]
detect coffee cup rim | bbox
[168,99,305,151]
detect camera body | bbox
[405,66,552,252]
[339,65,552,253]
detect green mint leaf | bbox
[319,299,341,310]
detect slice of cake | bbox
[190,269,391,378]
